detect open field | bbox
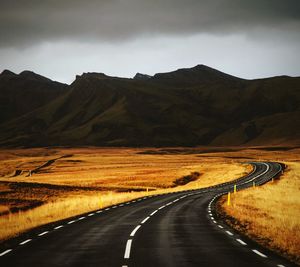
[218,155,300,264]
[0,147,252,241]
[0,146,299,264]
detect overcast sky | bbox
[1,0,300,83]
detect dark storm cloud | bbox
[1,0,300,48]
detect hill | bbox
[0,70,68,125]
[0,65,299,147]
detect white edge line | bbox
[0,249,12,256]
[236,238,247,245]
[19,239,31,245]
[252,249,268,258]
[38,231,48,236]
[124,239,132,259]
[226,230,234,236]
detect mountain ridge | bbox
[0,64,299,147]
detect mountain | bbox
[0,65,299,147]
[133,73,152,81]
[0,70,68,125]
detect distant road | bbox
[0,162,296,267]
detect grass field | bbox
[0,146,299,264]
[0,147,251,241]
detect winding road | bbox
[0,162,296,267]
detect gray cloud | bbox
[1,0,300,48]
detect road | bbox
[0,162,296,267]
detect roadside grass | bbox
[0,191,151,241]
[219,161,300,264]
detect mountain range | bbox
[0,65,299,147]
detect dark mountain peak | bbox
[133,73,152,81]
[1,69,16,76]
[152,64,241,87]
[192,64,210,69]
[192,64,218,71]
[19,71,51,82]
[76,72,110,81]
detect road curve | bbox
[0,162,296,267]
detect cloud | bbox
[1,0,300,48]
[1,33,299,83]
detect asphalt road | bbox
[0,162,296,267]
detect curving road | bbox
[0,162,296,267]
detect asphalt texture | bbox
[0,162,296,267]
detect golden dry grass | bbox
[219,161,300,264]
[0,147,250,241]
[0,144,299,264]
[0,191,153,241]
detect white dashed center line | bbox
[124,239,132,259]
[150,210,158,216]
[54,225,63,230]
[130,225,141,237]
[67,220,75,224]
[141,216,150,224]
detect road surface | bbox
[0,162,296,267]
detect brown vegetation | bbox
[172,171,200,186]
[0,147,250,241]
